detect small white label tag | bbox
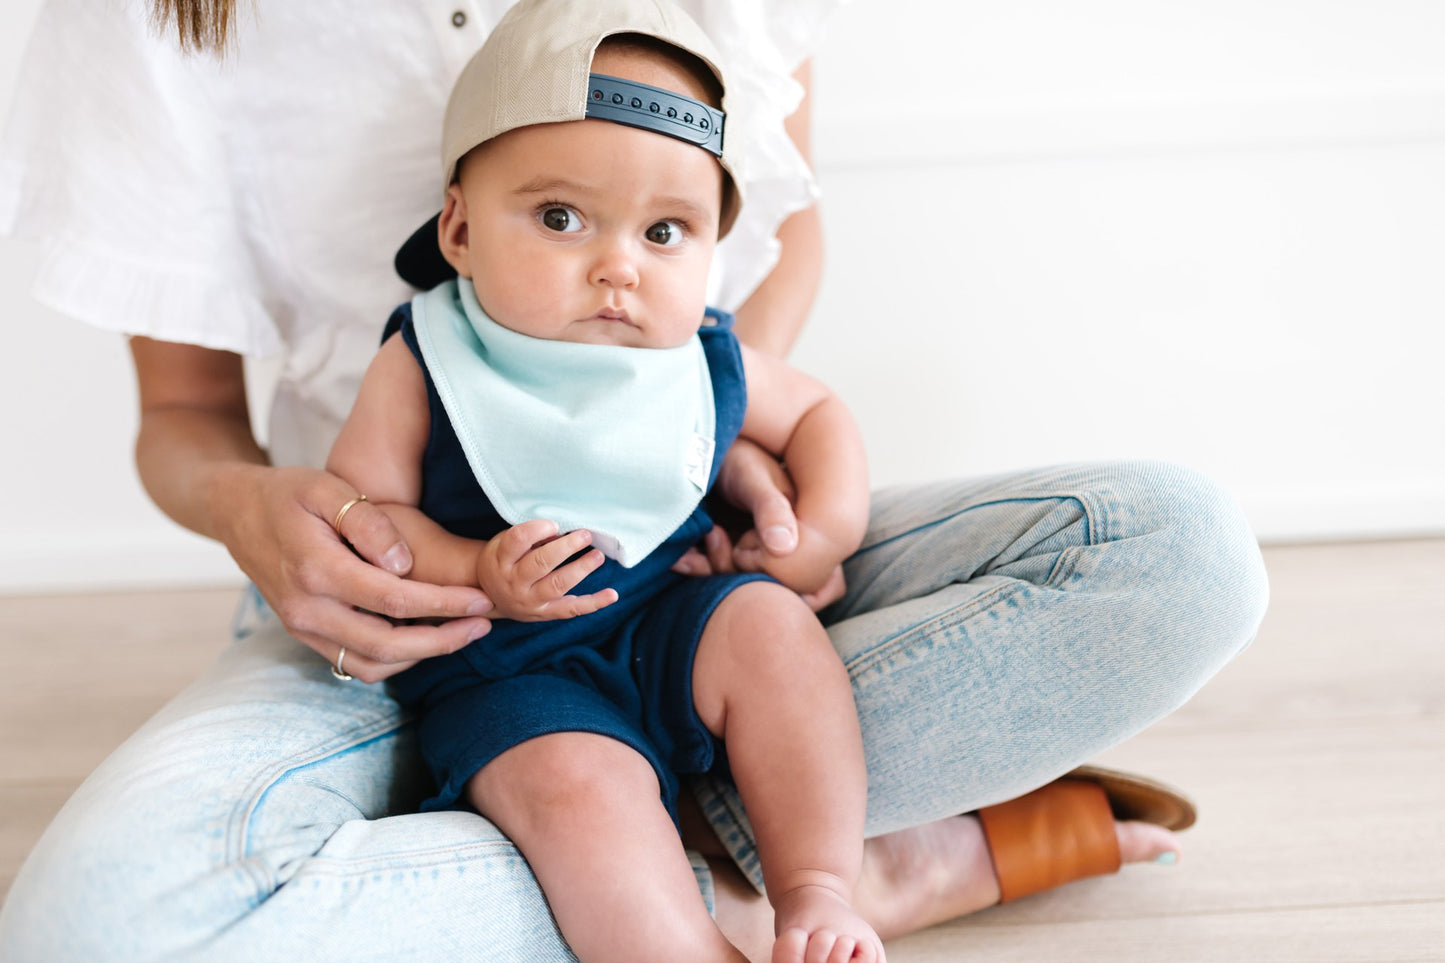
[685,433,714,491]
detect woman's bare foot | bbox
[700,785,1182,961]
[770,882,885,963]
[853,815,1181,940]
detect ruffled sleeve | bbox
[0,0,284,356]
[683,0,848,311]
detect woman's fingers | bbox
[330,493,412,575]
[223,468,495,673]
[296,600,492,683]
[749,491,800,556]
[717,439,799,557]
[333,550,493,622]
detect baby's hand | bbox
[733,523,846,601]
[476,520,618,621]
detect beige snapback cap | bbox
[441,0,741,234]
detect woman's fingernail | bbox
[1155,852,1178,866]
[467,622,491,642]
[466,598,492,616]
[762,526,796,552]
[381,544,411,573]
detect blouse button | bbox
[451,10,467,28]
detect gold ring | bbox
[333,494,368,536]
[331,647,353,681]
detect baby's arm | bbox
[734,346,870,594]
[327,335,615,621]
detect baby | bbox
[328,1,882,960]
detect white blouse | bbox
[0,0,838,469]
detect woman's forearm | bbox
[732,203,824,358]
[134,407,269,540]
[130,336,268,542]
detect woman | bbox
[0,1,1268,959]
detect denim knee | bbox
[1096,459,1270,691]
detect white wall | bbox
[800,0,1445,538]
[2,1,1442,593]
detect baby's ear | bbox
[437,183,473,278]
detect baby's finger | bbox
[671,547,713,577]
[495,519,562,567]
[524,528,599,582]
[805,933,841,963]
[731,530,766,572]
[703,525,736,573]
[799,565,847,612]
[537,588,619,620]
[823,935,855,963]
[541,546,608,598]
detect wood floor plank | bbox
[885,900,1445,963]
[1162,538,1445,733]
[0,588,235,779]
[1,541,1442,960]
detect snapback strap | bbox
[585,73,724,157]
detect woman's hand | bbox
[474,520,619,622]
[213,463,495,683]
[671,438,847,611]
[130,337,495,684]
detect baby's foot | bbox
[771,882,885,963]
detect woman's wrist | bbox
[197,459,274,547]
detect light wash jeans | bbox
[0,461,1268,961]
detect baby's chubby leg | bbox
[693,582,885,963]
[467,732,745,963]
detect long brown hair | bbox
[150,0,241,53]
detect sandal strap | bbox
[977,778,1122,903]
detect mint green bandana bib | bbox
[410,279,716,567]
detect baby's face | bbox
[445,109,723,349]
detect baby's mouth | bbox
[585,307,634,325]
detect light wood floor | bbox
[2,540,1443,960]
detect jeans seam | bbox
[225,713,412,897]
[856,490,1104,561]
[843,578,1025,686]
[297,839,526,877]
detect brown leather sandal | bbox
[976,765,1196,903]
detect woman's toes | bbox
[1115,819,1182,865]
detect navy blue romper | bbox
[384,305,771,821]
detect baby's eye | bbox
[540,206,582,233]
[645,220,685,246]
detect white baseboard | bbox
[0,530,244,595]
[1238,483,1445,545]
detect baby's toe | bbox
[771,927,808,963]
